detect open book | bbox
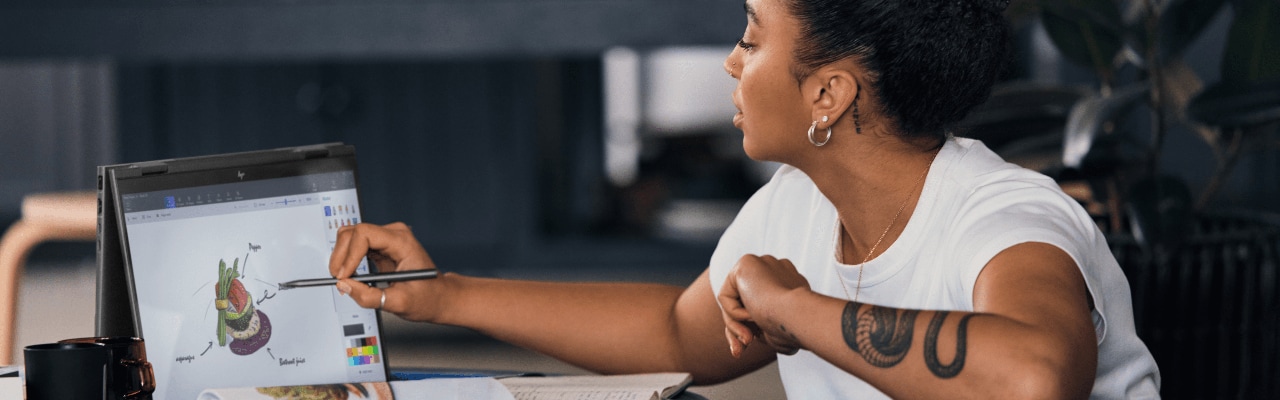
[196,372,692,400]
[198,382,395,399]
[500,372,693,400]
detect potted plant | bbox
[1038,0,1279,233]
[993,0,1280,398]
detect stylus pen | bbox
[278,269,439,290]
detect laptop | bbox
[97,143,390,400]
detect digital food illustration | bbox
[215,257,273,355]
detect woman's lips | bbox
[731,91,743,129]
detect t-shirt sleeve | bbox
[706,170,785,299]
[949,179,1104,320]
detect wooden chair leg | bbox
[0,192,97,365]
[0,220,46,365]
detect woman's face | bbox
[724,0,812,163]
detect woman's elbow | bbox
[1001,342,1097,399]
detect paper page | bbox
[0,377,21,400]
[0,366,20,399]
[390,377,516,400]
[509,388,658,400]
[501,373,692,400]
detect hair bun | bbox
[958,0,1010,16]
[986,0,1011,13]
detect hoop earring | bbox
[853,86,863,135]
[808,116,832,147]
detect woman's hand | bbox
[328,222,449,322]
[717,254,813,358]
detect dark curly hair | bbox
[786,0,1011,141]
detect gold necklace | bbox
[836,152,937,303]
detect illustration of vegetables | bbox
[215,259,238,346]
[214,257,272,355]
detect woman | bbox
[330,0,1161,398]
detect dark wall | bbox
[113,59,713,283]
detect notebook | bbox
[99,143,390,400]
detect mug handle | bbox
[120,358,157,398]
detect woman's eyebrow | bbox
[744,1,762,27]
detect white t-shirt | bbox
[708,138,1160,399]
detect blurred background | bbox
[1,0,1277,398]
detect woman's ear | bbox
[805,63,860,130]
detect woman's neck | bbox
[797,134,941,263]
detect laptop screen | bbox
[112,152,388,400]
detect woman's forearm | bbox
[435,274,697,374]
[782,292,1096,399]
[434,271,776,383]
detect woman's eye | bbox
[737,39,754,52]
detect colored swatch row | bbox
[324,205,357,216]
[348,354,382,366]
[328,218,359,229]
[347,345,380,357]
[350,336,378,348]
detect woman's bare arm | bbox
[329,222,776,384]
[720,242,1097,398]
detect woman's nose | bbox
[724,52,738,79]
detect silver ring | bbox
[379,290,387,309]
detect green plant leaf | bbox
[1187,79,1280,128]
[1063,83,1150,168]
[1040,0,1126,78]
[1159,0,1228,62]
[1221,0,1280,83]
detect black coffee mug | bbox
[59,336,156,399]
[24,342,110,400]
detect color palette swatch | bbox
[347,336,381,366]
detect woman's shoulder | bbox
[935,138,1096,235]
[942,138,1066,202]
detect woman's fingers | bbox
[330,224,369,278]
[335,278,384,309]
[330,225,360,278]
[723,319,756,358]
[327,222,443,321]
[384,221,412,233]
[329,222,419,278]
[724,327,742,357]
[718,271,758,357]
[722,253,814,357]
[718,289,753,321]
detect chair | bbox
[1109,212,1280,399]
[0,191,97,365]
